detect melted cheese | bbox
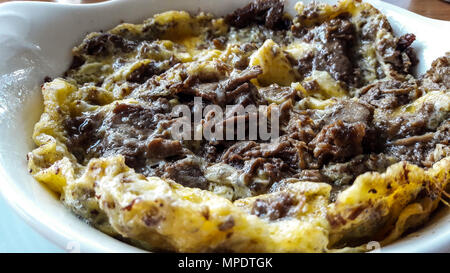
[249,39,297,86]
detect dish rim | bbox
[0,0,449,253]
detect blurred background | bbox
[0,0,448,254]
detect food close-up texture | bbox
[27,0,449,252]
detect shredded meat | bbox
[421,53,450,91]
[375,103,440,140]
[293,17,357,84]
[127,61,165,84]
[182,65,263,105]
[62,0,448,206]
[65,112,104,163]
[385,121,449,167]
[359,79,420,109]
[319,100,373,126]
[164,157,208,190]
[225,0,289,30]
[377,33,417,74]
[221,139,298,194]
[81,33,136,56]
[65,99,178,174]
[310,120,367,163]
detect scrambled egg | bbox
[27,0,449,252]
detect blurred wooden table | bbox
[1,0,449,21]
[383,0,450,20]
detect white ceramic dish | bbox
[0,0,449,253]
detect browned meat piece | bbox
[147,138,183,159]
[359,79,420,109]
[258,84,297,103]
[242,140,299,169]
[217,66,262,105]
[212,37,227,50]
[242,157,290,193]
[322,154,397,187]
[164,157,209,190]
[397,33,416,52]
[221,65,263,92]
[243,140,289,157]
[103,101,175,171]
[181,66,262,105]
[286,110,317,143]
[377,33,417,74]
[126,61,164,84]
[79,33,137,56]
[112,100,171,130]
[222,141,258,165]
[286,101,374,168]
[391,133,435,146]
[318,100,373,126]
[68,55,85,70]
[376,103,441,140]
[294,2,321,22]
[309,120,367,163]
[193,142,219,163]
[421,53,450,91]
[102,104,170,171]
[385,121,449,167]
[65,99,176,174]
[225,0,289,30]
[294,18,357,84]
[64,112,104,162]
[189,82,220,102]
[222,139,298,169]
[221,139,299,194]
[295,169,330,183]
[251,192,299,220]
[386,142,437,168]
[228,43,259,70]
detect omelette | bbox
[27,0,449,252]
